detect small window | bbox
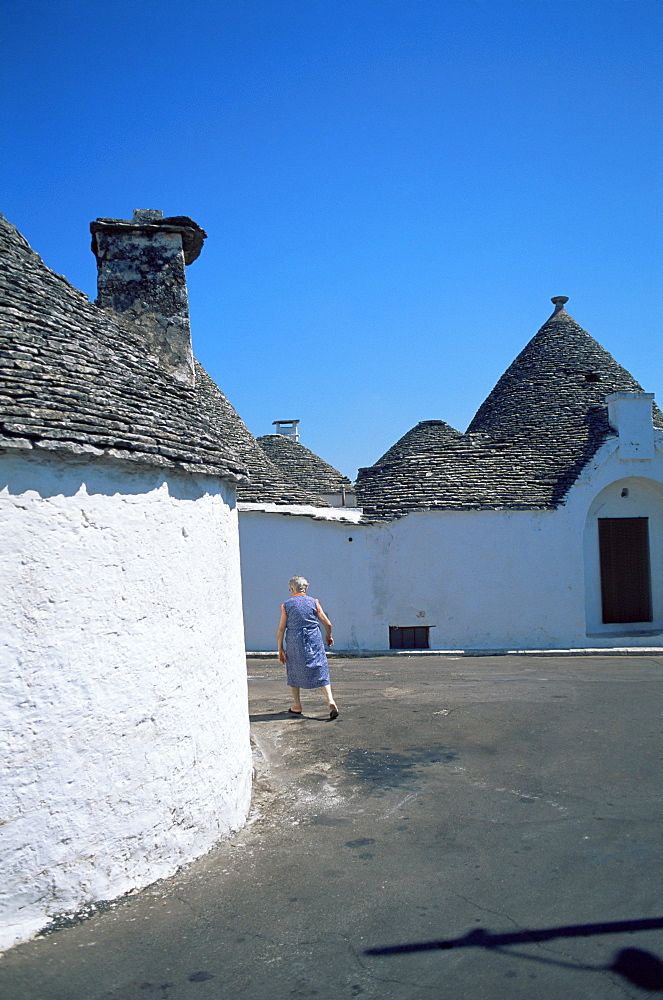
[389,626,430,649]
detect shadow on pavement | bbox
[250,710,335,722]
[366,917,663,991]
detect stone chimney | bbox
[606,391,655,460]
[90,210,207,386]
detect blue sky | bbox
[2,0,661,479]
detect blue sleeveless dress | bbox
[283,595,330,689]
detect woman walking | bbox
[277,576,339,719]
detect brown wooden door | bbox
[598,517,652,623]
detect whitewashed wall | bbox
[0,450,252,952]
[377,507,579,649]
[239,433,663,652]
[368,435,663,649]
[237,504,375,652]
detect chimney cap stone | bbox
[90,212,207,264]
[132,209,164,223]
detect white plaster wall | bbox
[239,434,663,652]
[238,507,378,651]
[239,504,584,651]
[0,450,252,951]
[375,437,663,649]
[378,508,585,648]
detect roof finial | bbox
[551,295,569,314]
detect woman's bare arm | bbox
[277,605,287,663]
[316,600,334,646]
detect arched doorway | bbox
[584,477,663,638]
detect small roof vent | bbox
[272,419,300,442]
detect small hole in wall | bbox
[621,488,629,498]
[348,537,353,542]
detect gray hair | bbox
[288,575,309,592]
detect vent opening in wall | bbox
[389,626,430,649]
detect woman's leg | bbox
[321,684,338,716]
[289,687,302,713]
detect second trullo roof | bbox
[257,434,352,495]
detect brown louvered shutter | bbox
[598,518,652,623]
[389,626,430,649]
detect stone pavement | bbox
[1,654,662,1000]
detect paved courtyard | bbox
[1,654,662,999]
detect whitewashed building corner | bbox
[0,211,261,951]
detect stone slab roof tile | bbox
[0,214,330,512]
[356,433,558,517]
[468,303,663,444]
[0,214,257,480]
[193,371,326,505]
[374,419,465,466]
[0,214,330,507]
[256,434,352,493]
[356,301,662,519]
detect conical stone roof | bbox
[355,433,556,517]
[0,213,325,507]
[468,297,660,439]
[356,298,661,518]
[257,434,352,494]
[375,419,464,466]
[467,297,663,499]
